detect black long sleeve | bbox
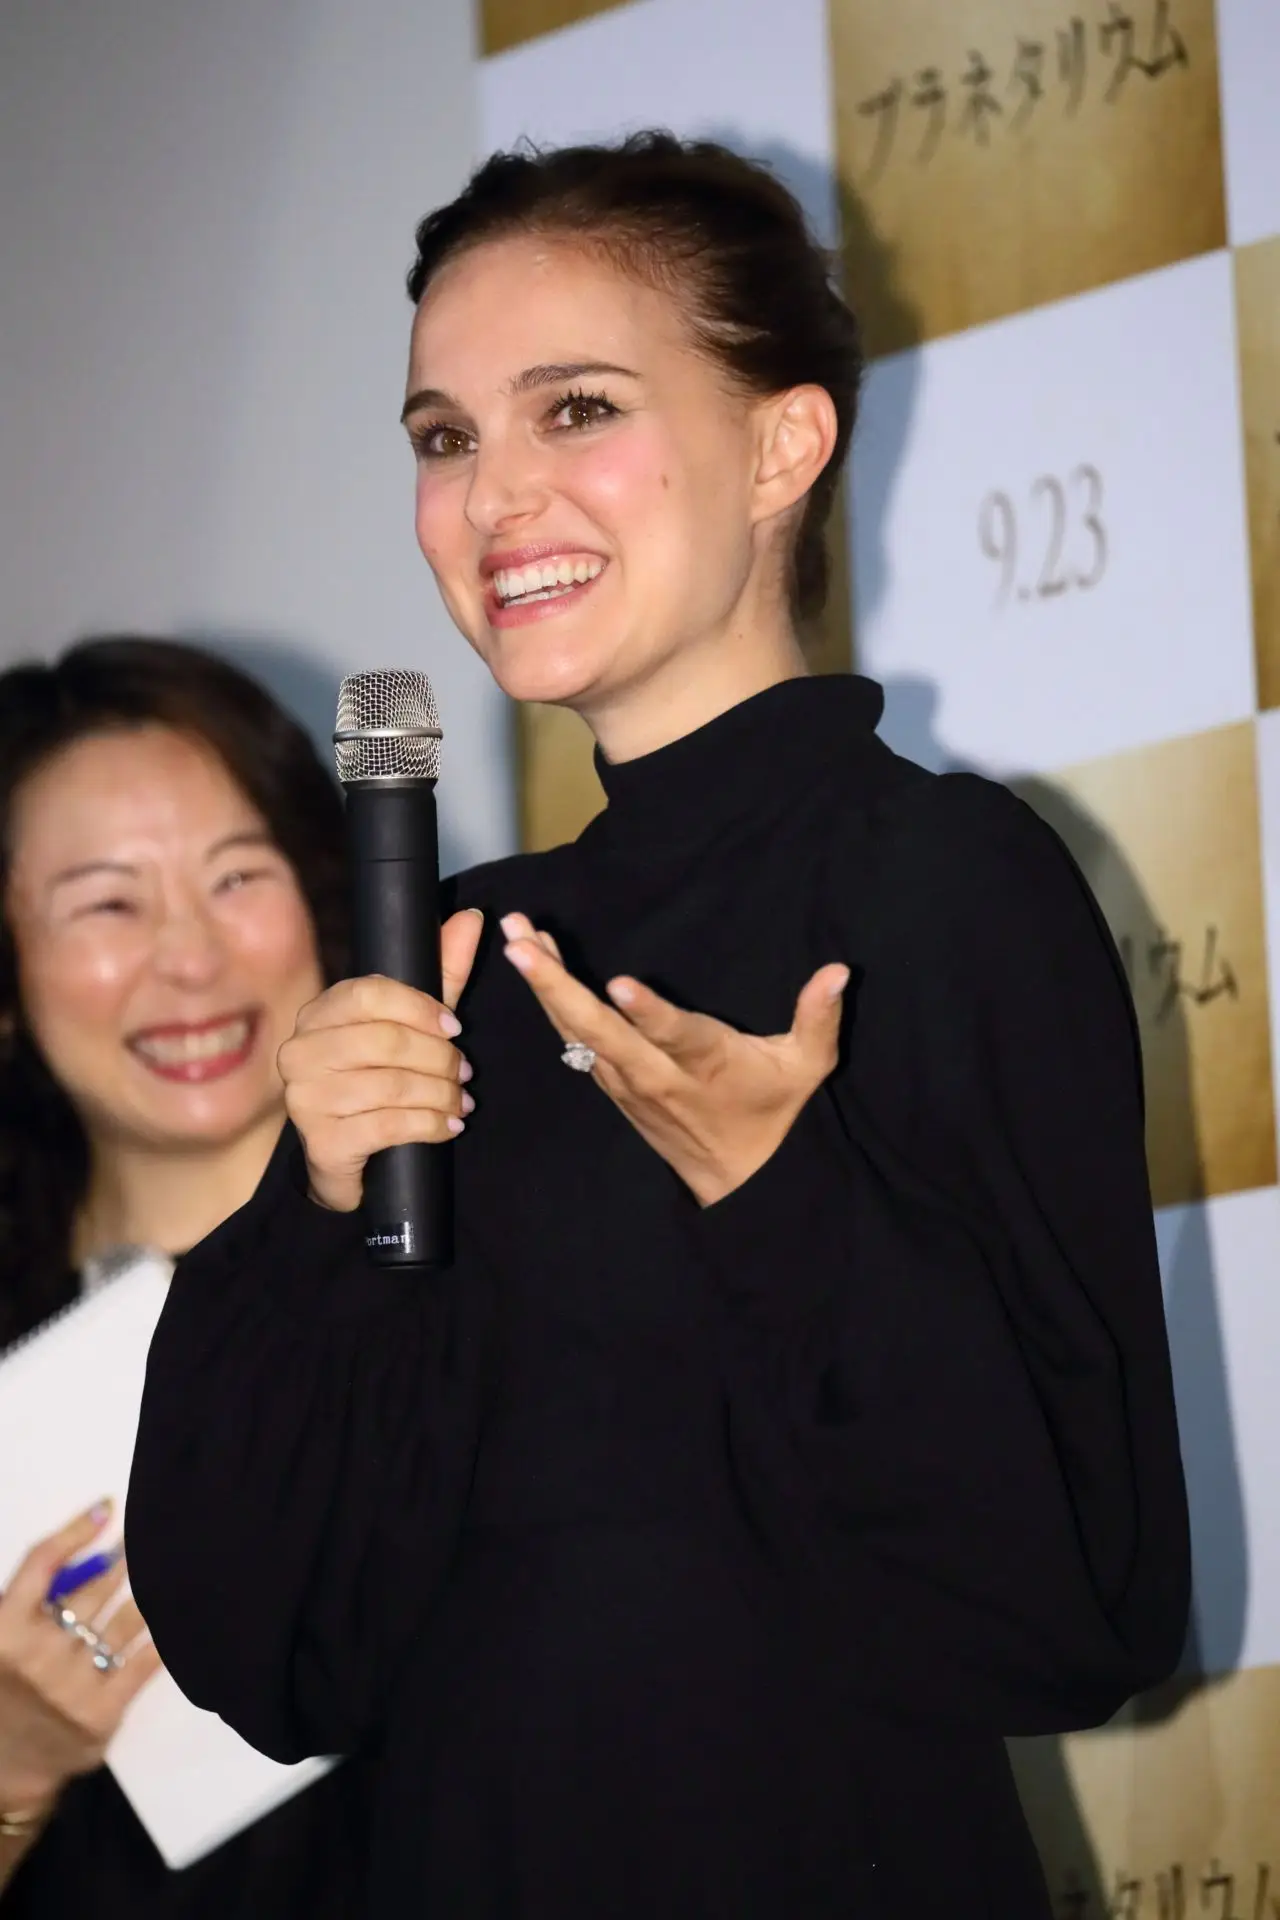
[695,773,1188,1731]
[129,1134,488,1762]
[127,678,1189,1918]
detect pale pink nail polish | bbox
[447,1116,466,1135]
[439,1011,462,1037]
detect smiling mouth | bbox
[128,1012,260,1083]
[492,556,606,608]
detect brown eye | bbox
[412,423,474,461]
[551,390,618,433]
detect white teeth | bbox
[493,557,604,605]
[133,1017,252,1066]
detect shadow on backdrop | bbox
[882,675,1247,1912]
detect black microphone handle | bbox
[345,781,453,1270]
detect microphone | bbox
[333,669,452,1270]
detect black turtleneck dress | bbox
[127,677,1189,1919]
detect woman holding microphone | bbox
[129,136,1189,1917]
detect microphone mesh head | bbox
[333,669,442,784]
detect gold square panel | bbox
[1236,236,1280,713]
[481,0,636,57]
[1010,1665,1280,1915]
[1017,721,1277,1208]
[516,700,604,855]
[831,0,1227,359]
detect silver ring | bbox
[561,1042,596,1074]
[90,1641,122,1673]
[49,1604,103,1654]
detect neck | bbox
[72,1107,284,1267]
[582,602,810,765]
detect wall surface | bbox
[0,0,507,874]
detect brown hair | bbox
[0,636,347,1346]
[406,131,862,622]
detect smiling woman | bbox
[127,136,1189,1920]
[0,637,372,1917]
[0,638,345,1347]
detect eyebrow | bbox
[205,831,275,862]
[47,832,274,892]
[400,361,640,423]
[48,859,138,891]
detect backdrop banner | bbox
[479,1,1280,1909]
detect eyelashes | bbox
[552,387,619,430]
[409,387,621,461]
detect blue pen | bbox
[45,1546,123,1608]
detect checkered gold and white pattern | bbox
[477,0,1280,1901]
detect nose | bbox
[152,897,227,990]
[463,426,549,538]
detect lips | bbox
[128,1011,260,1084]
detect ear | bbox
[750,385,839,526]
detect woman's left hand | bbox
[501,913,849,1206]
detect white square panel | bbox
[1217,0,1280,247]
[1156,1184,1280,1674]
[854,250,1254,777]
[480,0,838,242]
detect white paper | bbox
[0,1254,333,1869]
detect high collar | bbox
[588,674,885,857]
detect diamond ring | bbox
[561,1042,597,1073]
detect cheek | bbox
[224,894,324,1008]
[415,472,485,642]
[17,931,141,1073]
[415,470,465,571]
[571,428,680,522]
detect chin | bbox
[138,1083,276,1148]
[485,636,611,711]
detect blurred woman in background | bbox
[0,637,367,1915]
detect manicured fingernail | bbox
[460,1091,475,1115]
[90,1499,112,1524]
[446,1115,466,1135]
[466,907,485,921]
[500,913,524,939]
[828,966,851,1000]
[505,944,533,974]
[457,1058,473,1084]
[439,1011,462,1037]
[608,979,635,1006]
